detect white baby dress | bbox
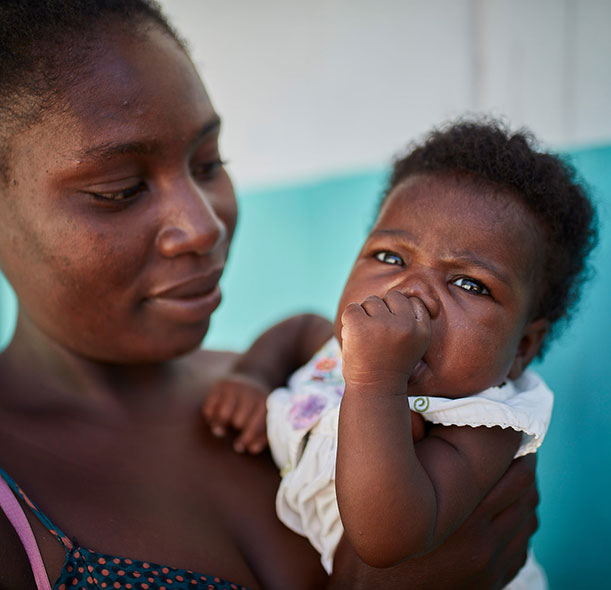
[267,337,553,589]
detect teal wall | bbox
[1,145,609,588]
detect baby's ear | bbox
[508,318,549,379]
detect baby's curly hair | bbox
[384,119,598,352]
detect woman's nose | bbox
[155,182,226,258]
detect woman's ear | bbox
[508,318,549,379]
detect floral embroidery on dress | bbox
[289,394,328,429]
[315,357,337,372]
[306,344,344,388]
[286,340,346,431]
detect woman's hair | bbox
[383,119,598,352]
[0,0,182,180]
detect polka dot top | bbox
[0,468,251,590]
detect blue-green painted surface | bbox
[1,146,609,588]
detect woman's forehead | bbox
[6,26,215,175]
[64,27,212,131]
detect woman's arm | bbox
[329,454,539,589]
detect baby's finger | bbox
[202,387,226,424]
[214,390,239,424]
[340,301,368,324]
[383,289,414,314]
[206,391,240,437]
[230,393,257,430]
[246,432,269,455]
[360,295,390,317]
[233,403,267,454]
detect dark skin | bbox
[0,348,326,589]
[203,314,427,452]
[336,176,548,566]
[0,24,324,590]
[0,22,538,590]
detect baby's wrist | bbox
[222,372,271,396]
[343,371,409,398]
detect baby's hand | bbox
[340,290,431,394]
[202,375,269,454]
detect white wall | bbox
[159,0,611,188]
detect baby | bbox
[203,120,597,587]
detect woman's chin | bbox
[73,322,211,365]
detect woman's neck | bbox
[0,313,186,416]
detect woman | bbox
[0,1,538,588]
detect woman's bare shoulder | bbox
[181,347,240,392]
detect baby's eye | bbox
[375,251,404,266]
[452,277,490,295]
[91,182,146,201]
[192,159,226,182]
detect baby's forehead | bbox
[376,173,545,276]
[385,173,541,231]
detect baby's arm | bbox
[203,313,333,453]
[330,455,539,589]
[336,290,522,568]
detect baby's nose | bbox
[398,274,441,318]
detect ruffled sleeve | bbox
[408,370,553,457]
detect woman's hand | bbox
[329,454,539,589]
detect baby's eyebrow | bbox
[369,229,514,287]
[447,253,512,286]
[75,117,222,162]
[369,228,418,241]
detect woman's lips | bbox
[146,270,223,323]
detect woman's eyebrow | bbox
[78,139,155,161]
[75,117,222,162]
[188,117,221,150]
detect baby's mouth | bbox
[408,359,427,385]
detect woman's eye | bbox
[91,182,146,201]
[192,159,226,181]
[375,251,404,266]
[453,277,490,295]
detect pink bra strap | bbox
[0,476,52,590]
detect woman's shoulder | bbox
[182,347,239,392]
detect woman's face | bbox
[0,26,237,363]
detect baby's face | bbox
[334,173,547,397]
